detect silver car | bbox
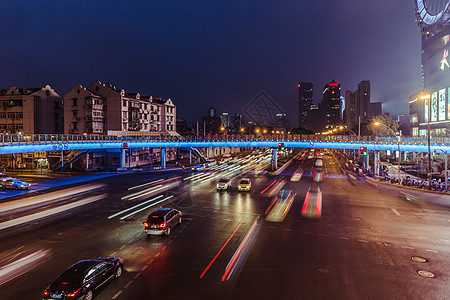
[1,178,31,190]
[144,208,182,236]
[216,177,231,191]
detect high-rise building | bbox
[411,2,450,136]
[0,85,63,134]
[357,80,371,121]
[298,82,313,128]
[321,80,341,127]
[370,102,382,117]
[345,91,357,129]
[220,112,229,127]
[276,113,287,128]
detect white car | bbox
[217,177,231,191]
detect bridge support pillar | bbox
[189,149,192,165]
[272,148,277,170]
[120,148,126,169]
[161,148,166,169]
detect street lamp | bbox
[435,149,448,192]
[374,121,401,184]
[420,93,432,189]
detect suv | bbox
[144,208,182,236]
[217,177,231,191]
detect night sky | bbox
[1,0,422,125]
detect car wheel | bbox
[84,289,93,300]
[178,217,182,225]
[146,234,151,239]
[115,265,123,278]
[166,226,171,235]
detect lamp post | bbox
[420,94,432,189]
[374,122,401,184]
[435,149,448,192]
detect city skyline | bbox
[0,1,421,124]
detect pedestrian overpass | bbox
[1,134,449,169]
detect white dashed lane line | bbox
[124,281,133,289]
[401,245,414,249]
[426,249,438,253]
[119,244,126,250]
[338,237,349,240]
[112,290,123,299]
[391,208,401,216]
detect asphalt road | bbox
[0,149,448,300]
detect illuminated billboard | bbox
[431,92,437,122]
[438,88,446,120]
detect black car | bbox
[43,257,123,300]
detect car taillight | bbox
[159,223,167,228]
[43,290,49,296]
[67,287,81,298]
[144,222,149,228]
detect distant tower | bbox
[298,82,313,128]
[357,80,370,121]
[321,80,341,126]
[345,90,357,129]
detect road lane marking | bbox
[425,249,438,253]
[141,265,147,271]
[112,291,123,299]
[401,246,414,249]
[438,239,450,242]
[418,236,428,239]
[162,246,167,251]
[338,237,349,240]
[200,221,243,278]
[357,239,369,243]
[318,233,328,237]
[302,231,312,234]
[168,240,173,244]
[124,280,133,288]
[119,245,126,250]
[391,208,401,216]
[155,252,160,257]
[133,273,141,280]
[110,251,117,256]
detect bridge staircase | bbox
[189,148,207,163]
[51,150,91,171]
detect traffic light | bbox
[278,143,285,151]
[360,147,367,155]
[123,143,128,149]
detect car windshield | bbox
[240,179,249,184]
[218,179,229,183]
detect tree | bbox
[368,115,399,136]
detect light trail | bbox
[121,185,163,200]
[222,217,260,282]
[0,249,50,286]
[119,195,174,220]
[108,195,164,219]
[260,180,277,194]
[200,222,243,279]
[128,179,164,190]
[0,194,107,231]
[269,180,285,196]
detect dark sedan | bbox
[43,257,123,300]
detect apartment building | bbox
[0,85,63,134]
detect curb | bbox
[366,177,450,195]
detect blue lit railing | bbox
[1,134,449,145]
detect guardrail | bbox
[1,134,449,145]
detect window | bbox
[72,98,78,107]
[123,100,127,107]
